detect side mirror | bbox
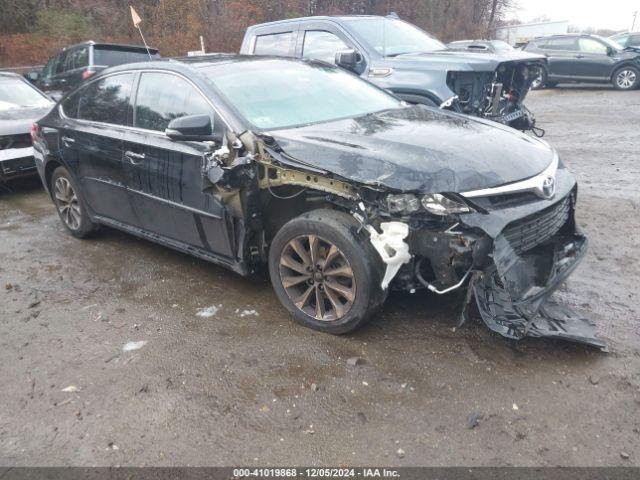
[165,114,221,142]
[335,49,363,71]
[606,46,615,56]
[27,71,40,81]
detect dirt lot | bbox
[1,86,639,467]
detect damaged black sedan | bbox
[32,55,604,349]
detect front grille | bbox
[0,133,32,150]
[502,195,571,254]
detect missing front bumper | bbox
[469,228,606,351]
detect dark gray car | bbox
[32,41,160,101]
[0,72,53,180]
[240,15,546,133]
[524,34,640,90]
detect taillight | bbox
[82,70,94,80]
[30,123,39,143]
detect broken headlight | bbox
[387,194,422,214]
[386,193,474,216]
[421,194,473,216]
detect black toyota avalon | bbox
[32,55,604,349]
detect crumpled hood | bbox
[386,49,546,71]
[0,105,54,136]
[267,106,555,193]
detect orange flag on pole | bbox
[130,6,142,28]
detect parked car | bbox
[524,34,640,90]
[240,15,546,133]
[0,72,54,181]
[447,39,515,53]
[609,32,640,51]
[32,41,160,100]
[32,55,604,349]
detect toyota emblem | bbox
[541,176,556,199]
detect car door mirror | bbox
[27,71,40,81]
[335,49,363,71]
[165,114,221,142]
[606,46,615,56]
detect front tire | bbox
[612,66,639,90]
[268,210,385,334]
[51,166,97,238]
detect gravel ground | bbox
[0,86,639,467]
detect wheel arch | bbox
[610,62,639,82]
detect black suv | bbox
[524,34,640,90]
[31,55,603,348]
[32,41,160,100]
[240,15,546,132]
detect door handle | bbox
[61,136,75,146]
[124,150,146,164]
[575,54,585,58]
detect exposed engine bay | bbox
[447,60,545,135]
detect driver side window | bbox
[134,72,213,132]
[578,38,608,54]
[303,30,349,64]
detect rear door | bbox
[574,37,616,79]
[541,37,579,78]
[58,72,138,225]
[123,71,234,257]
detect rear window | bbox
[93,47,160,66]
[546,37,578,51]
[253,32,294,56]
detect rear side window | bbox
[63,73,133,125]
[134,72,212,132]
[302,31,349,64]
[630,35,640,46]
[93,47,159,66]
[546,37,578,51]
[65,47,89,70]
[253,32,294,56]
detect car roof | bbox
[533,33,599,40]
[87,54,317,80]
[247,14,393,29]
[58,40,159,53]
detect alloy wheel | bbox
[54,177,81,230]
[279,234,356,321]
[616,69,637,89]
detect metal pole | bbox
[632,11,638,31]
[136,25,153,61]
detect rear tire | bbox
[612,66,639,90]
[268,209,386,334]
[51,166,97,239]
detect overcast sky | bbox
[508,0,640,31]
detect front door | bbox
[58,72,138,225]
[574,37,617,79]
[123,71,234,258]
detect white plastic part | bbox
[366,222,412,290]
